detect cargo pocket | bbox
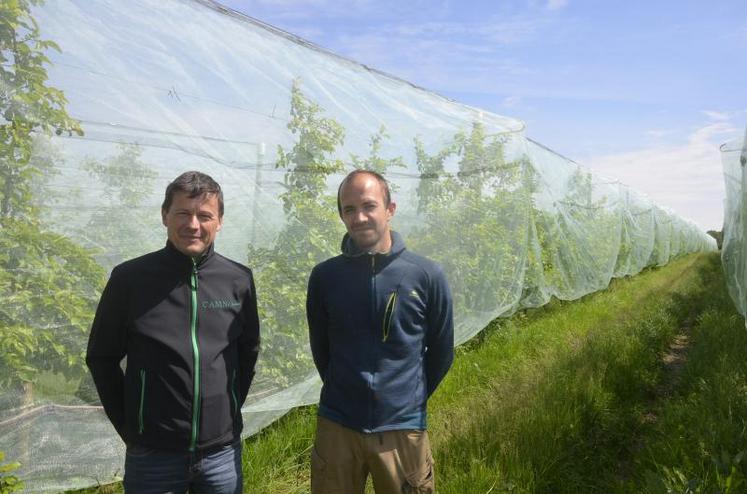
[397,430,434,494]
[402,453,434,494]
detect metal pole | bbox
[251,142,265,244]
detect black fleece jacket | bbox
[86,241,260,452]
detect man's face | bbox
[339,173,396,253]
[162,191,223,257]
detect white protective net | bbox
[721,127,747,323]
[0,0,716,491]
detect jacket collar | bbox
[341,230,406,259]
[164,240,215,268]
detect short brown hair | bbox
[162,171,224,217]
[337,169,391,216]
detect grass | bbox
[621,254,747,493]
[71,252,744,493]
[429,253,714,493]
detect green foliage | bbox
[0,0,82,220]
[33,369,82,404]
[706,229,723,249]
[0,0,106,393]
[454,120,506,191]
[82,143,160,268]
[0,216,105,387]
[649,208,673,266]
[242,78,691,393]
[350,125,405,175]
[248,82,413,388]
[411,122,530,315]
[275,79,345,218]
[524,165,629,304]
[413,135,455,213]
[249,80,346,386]
[642,453,746,494]
[0,451,22,494]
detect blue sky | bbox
[219,0,746,230]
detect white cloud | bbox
[723,23,747,45]
[323,13,552,96]
[644,129,676,140]
[381,16,547,45]
[479,18,548,44]
[502,95,522,108]
[223,1,580,101]
[586,121,740,230]
[702,110,731,121]
[334,29,533,94]
[546,0,568,11]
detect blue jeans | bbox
[123,441,243,494]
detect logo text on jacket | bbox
[202,299,241,309]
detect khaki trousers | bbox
[311,416,435,494]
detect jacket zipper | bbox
[369,255,376,430]
[189,259,201,451]
[138,369,146,434]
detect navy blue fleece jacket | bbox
[306,231,454,432]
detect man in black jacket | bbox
[87,171,260,494]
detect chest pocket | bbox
[382,291,398,342]
[381,284,429,344]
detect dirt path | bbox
[617,317,694,482]
[647,316,693,420]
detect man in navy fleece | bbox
[306,169,454,494]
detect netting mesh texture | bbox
[0,0,716,491]
[721,128,747,323]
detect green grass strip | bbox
[429,253,716,493]
[621,254,747,493]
